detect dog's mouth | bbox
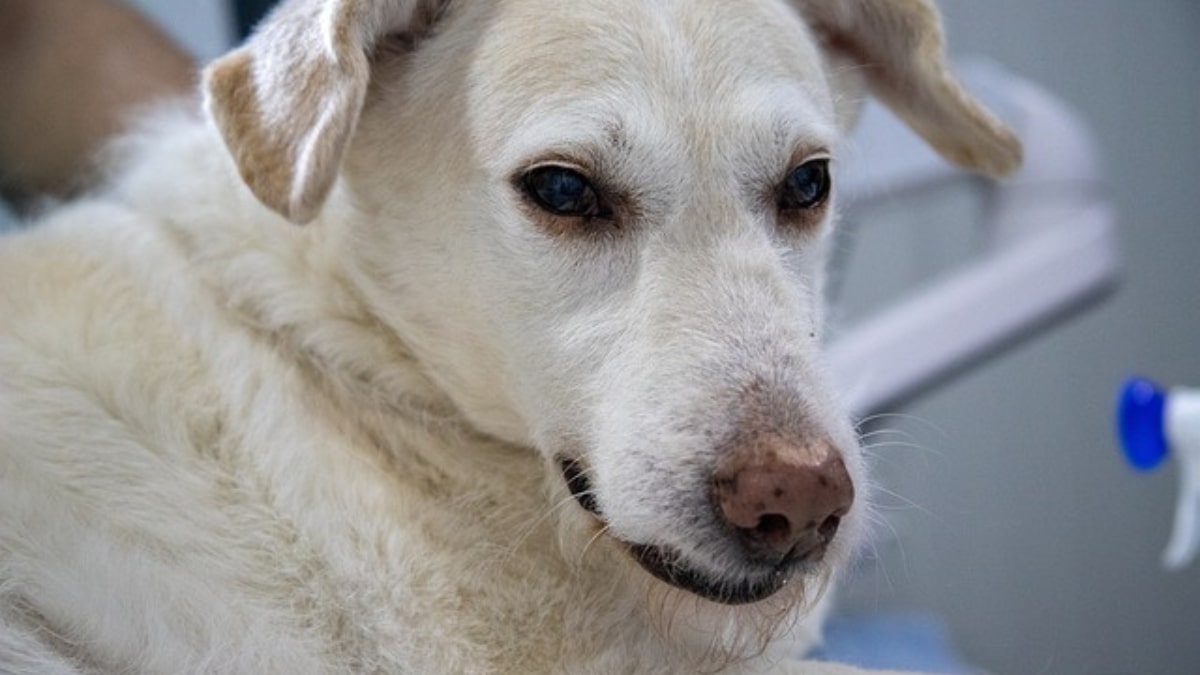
[559,457,801,605]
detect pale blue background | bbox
[838,3,1200,674]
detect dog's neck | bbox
[109,107,535,489]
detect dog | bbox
[0,0,1020,672]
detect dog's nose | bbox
[713,439,853,563]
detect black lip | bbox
[557,456,800,605]
[559,457,601,516]
[629,543,796,605]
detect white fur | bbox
[0,0,1017,672]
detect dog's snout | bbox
[713,439,853,563]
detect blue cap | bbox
[1117,377,1169,471]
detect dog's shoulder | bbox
[0,171,565,672]
[0,200,305,670]
[0,128,392,663]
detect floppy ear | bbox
[203,0,441,223]
[794,0,1022,177]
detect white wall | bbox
[839,2,1200,674]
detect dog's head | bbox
[205,0,1017,619]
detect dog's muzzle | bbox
[557,450,851,606]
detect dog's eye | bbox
[521,166,610,218]
[779,159,831,211]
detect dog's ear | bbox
[793,0,1022,177]
[203,0,442,223]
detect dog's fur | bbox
[0,0,1019,672]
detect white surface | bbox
[828,62,1119,415]
[1165,387,1200,570]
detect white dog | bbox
[0,0,1019,672]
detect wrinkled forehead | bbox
[466,0,839,166]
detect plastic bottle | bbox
[1117,377,1200,570]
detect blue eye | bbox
[522,166,609,218]
[780,159,830,211]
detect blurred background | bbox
[6,1,1200,673]
[831,2,1200,674]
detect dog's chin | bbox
[559,458,807,606]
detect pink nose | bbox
[713,439,853,563]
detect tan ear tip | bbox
[200,51,320,226]
[201,49,250,107]
[982,125,1024,179]
[945,122,1024,180]
[283,198,321,225]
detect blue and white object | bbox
[1117,377,1200,570]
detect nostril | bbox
[753,513,791,540]
[817,514,840,541]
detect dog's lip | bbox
[628,541,800,605]
[559,456,602,516]
[557,456,801,605]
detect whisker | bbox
[855,412,948,438]
[575,523,611,567]
[860,439,943,458]
[857,427,919,442]
[500,489,589,563]
[862,530,896,598]
[868,485,939,520]
[857,508,908,601]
